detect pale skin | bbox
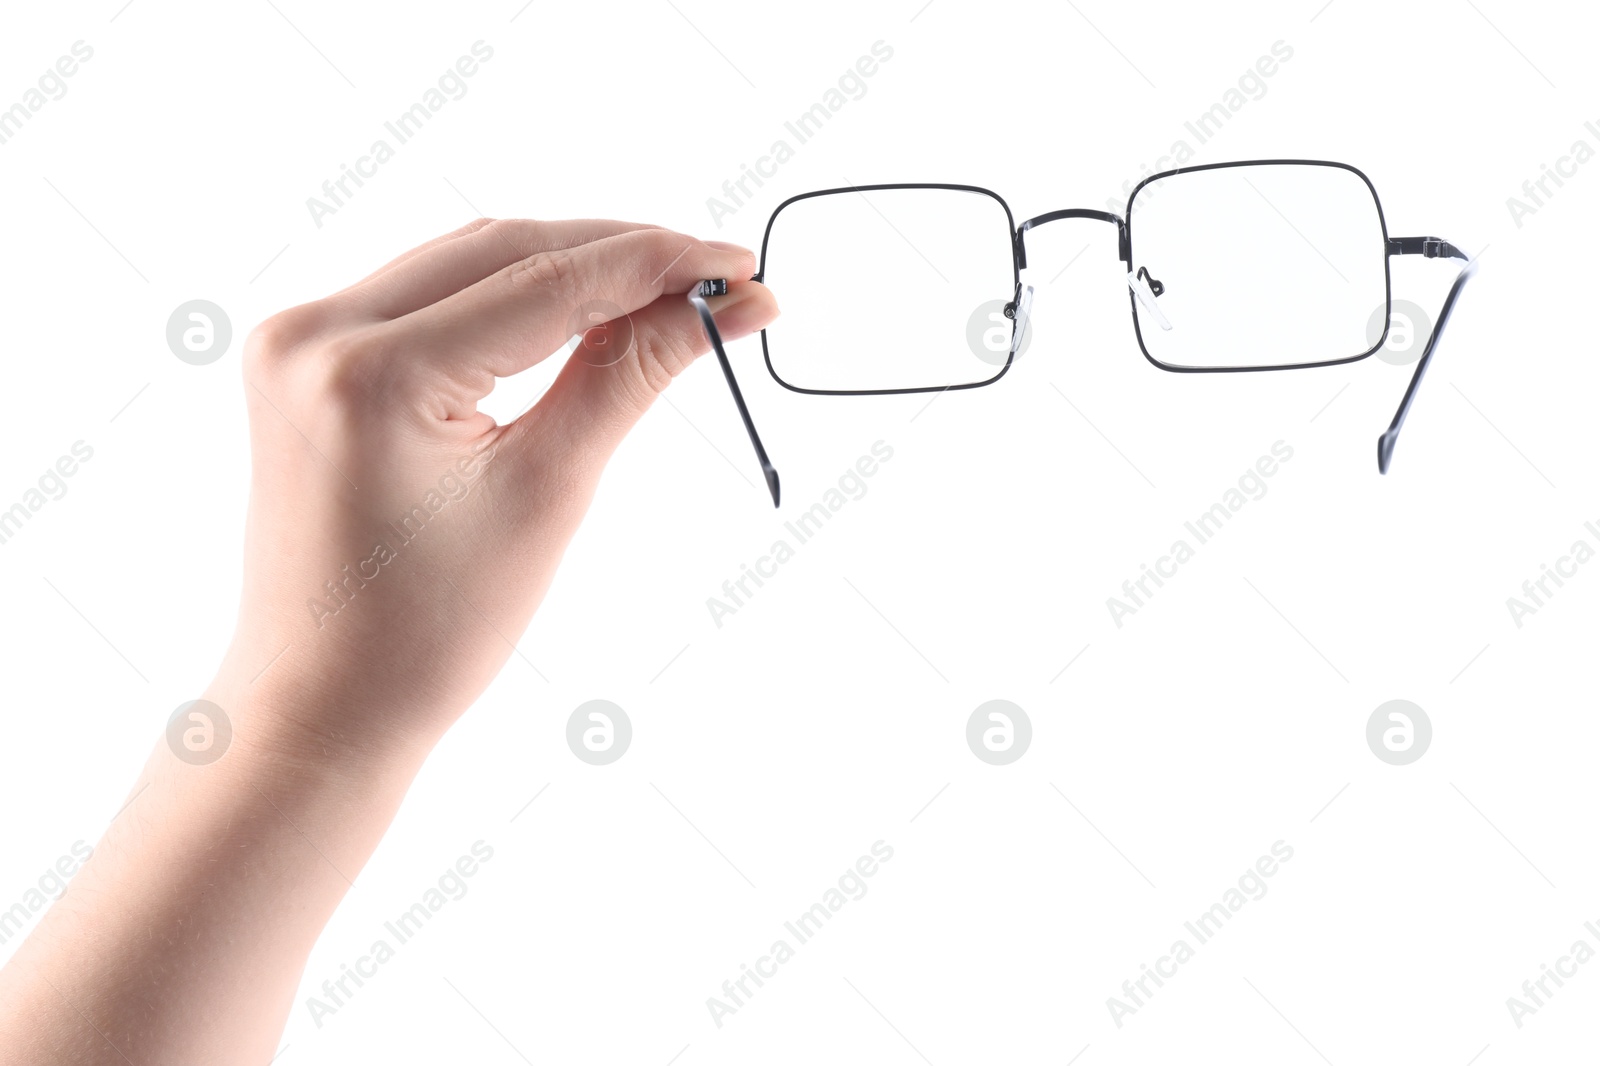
[0,219,779,1064]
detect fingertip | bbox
[704,240,759,279]
[709,280,779,339]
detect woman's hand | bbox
[226,218,776,760]
[0,219,778,1066]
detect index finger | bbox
[395,226,757,382]
[341,218,675,320]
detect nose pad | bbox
[1128,267,1172,330]
[1009,283,1034,355]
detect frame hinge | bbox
[1387,236,1464,260]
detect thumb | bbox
[516,280,779,479]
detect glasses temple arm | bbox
[688,279,781,507]
[1376,238,1478,474]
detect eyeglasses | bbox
[689,159,1477,507]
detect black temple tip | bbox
[1377,430,1397,474]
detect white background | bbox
[1,1,1596,1062]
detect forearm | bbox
[0,668,430,1065]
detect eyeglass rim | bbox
[1124,157,1394,374]
[754,182,1022,396]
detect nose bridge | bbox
[1015,208,1129,269]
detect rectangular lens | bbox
[1126,162,1388,369]
[760,186,1017,392]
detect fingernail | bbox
[706,240,756,257]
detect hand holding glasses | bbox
[690,159,1477,507]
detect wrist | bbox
[196,645,444,789]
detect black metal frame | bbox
[691,159,1476,507]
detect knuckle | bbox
[242,303,326,374]
[639,227,686,256]
[509,247,578,300]
[315,328,395,406]
[482,217,536,257]
[638,229,694,285]
[629,328,696,397]
[447,217,498,245]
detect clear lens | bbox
[1127,163,1388,369]
[760,186,1017,392]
